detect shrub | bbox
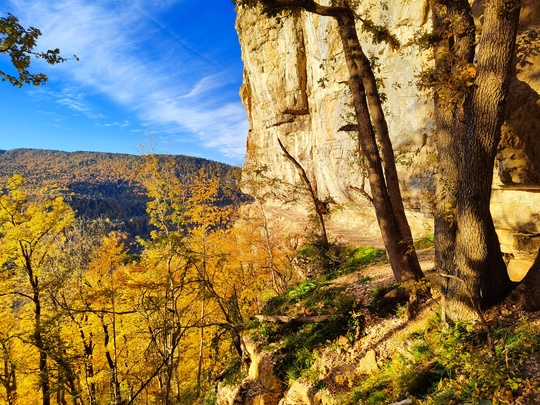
[296,241,387,279]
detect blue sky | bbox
[0,0,246,165]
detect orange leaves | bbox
[458,64,477,87]
[84,232,129,307]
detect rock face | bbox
[216,336,284,405]
[236,1,436,239]
[235,1,540,267]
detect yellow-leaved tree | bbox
[0,175,74,405]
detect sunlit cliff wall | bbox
[235,0,540,272]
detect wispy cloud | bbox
[4,0,246,162]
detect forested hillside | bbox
[0,149,245,247]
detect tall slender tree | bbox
[0,175,75,405]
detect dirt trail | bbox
[262,204,386,248]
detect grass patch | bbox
[220,356,245,386]
[296,241,387,279]
[275,315,350,384]
[348,315,540,404]
[344,246,387,270]
[261,277,358,318]
[251,244,387,384]
[249,260,363,385]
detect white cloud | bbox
[4,0,247,162]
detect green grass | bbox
[296,241,387,279]
[348,315,540,405]
[249,245,382,385]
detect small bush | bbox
[296,242,387,279]
[346,246,387,268]
[254,274,356,386]
[261,277,351,318]
[275,316,349,384]
[296,238,348,277]
[221,356,245,386]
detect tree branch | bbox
[277,137,329,245]
[254,314,336,323]
[237,0,346,17]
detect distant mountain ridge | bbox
[0,148,244,246]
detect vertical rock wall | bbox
[236,1,540,256]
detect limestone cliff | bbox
[235,1,540,271]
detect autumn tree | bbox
[51,218,111,405]
[136,155,203,403]
[0,175,75,405]
[0,13,73,87]
[234,0,425,284]
[138,158,285,401]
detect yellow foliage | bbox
[0,171,302,403]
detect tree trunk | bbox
[25,259,51,405]
[344,5,419,274]
[77,319,96,404]
[35,290,51,405]
[451,0,520,319]
[430,0,521,320]
[101,319,122,404]
[196,298,205,398]
[430,0,476,320]
[1,341,18,405]
[335,7,424,282]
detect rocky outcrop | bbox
[235,1,540,268]
[221,333,382,405]
[215,336,284,405]
[236,1,435,241]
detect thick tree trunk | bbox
[430,0,521,320]
[430,0,476,320]
[452,0,520,317]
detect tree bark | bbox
[430,0,476,320]
[430,0,521,320]
[334,7,424,282]
[452,0,520,318]
[25,256,51,405]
